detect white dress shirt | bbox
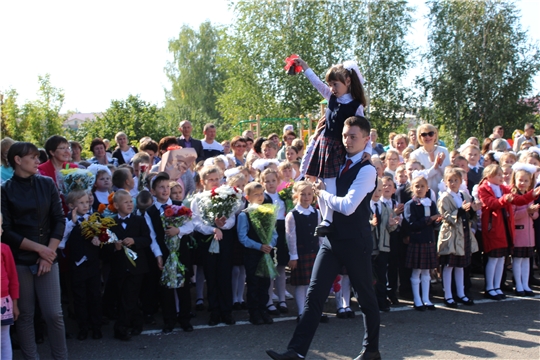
[318,150,377,216]
[265,191,286,220]
[191,195,235,235]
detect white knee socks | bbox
[522,258,532,292]
[513,257,524,292]
[335,275,351,308]
[231,266,246,303]
[411,269,422,306]
[276,266,287,306]
[454,267,466,299]
[443,266,454,300]
[420,270,433,306]
[295,285,308,315]
[485,257,500,292]
[493,257,505,294]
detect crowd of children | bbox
[1,58,540,359]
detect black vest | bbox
[325,95,362,139]
[243,210,262,245]
[331,160,376,240]
[292,210,319,254]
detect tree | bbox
[164,21,225,137]
[420,0,540,148]
[216,0,414,139]
[77,94,168,157]
[1,75,66,145]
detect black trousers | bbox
[160,285,192,327]
[372,251,389,307]
[398,238,412,294]
[140,249,160,316]
[288,237,380,357]
[387,234,400,297]
[114,272,144,335]
[71,266,102,331]
[244,249,270,316]
[203,231,233,317]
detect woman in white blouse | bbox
[409,124,450,196]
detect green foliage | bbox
[1,75,67,146]
[164,21,225,138]
[420,0,540,148]
[77,94,170,158]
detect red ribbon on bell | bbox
[284,54,302,75]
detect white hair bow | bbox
[411,169,429,181]
[512,162,538,175]
[342,60,365,85]
[87,164,111,177]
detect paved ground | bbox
[13,275,540,359]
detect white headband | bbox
[87,163,111,177]
[252,158,280,172]
[528,147,540,156]
[224,168,241,179]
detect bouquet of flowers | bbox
[58,168,95,195]
[105,229,138,267]
[278,181,295,213]
[97,192,117,217]
[80,213,117,243]
[246,203,278,278]
[197,185,243,253]
[160,205,193,288]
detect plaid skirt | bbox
[486,247,510,258]
[440,218,472,268]
[290,252,317,286]
[306,135,345,179]
[513,246,534,258]
[406,242,438,270]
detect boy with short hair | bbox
[461,145,483,193]
[237,182,278,325]
[109,190,151,341]
[262,140,279,160]
[146,172,194,333]
[112,168,135,194]
[61,189,102,340]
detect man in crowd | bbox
[201,123,224,160]
[177,120,204,162]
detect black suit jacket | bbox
[467,166,483,194]
[66,215,101,279]
[109,214,151,275]
[112,146,139,165]
[177,137,204,163]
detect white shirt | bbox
[318,150,377,216]
[370,200,382,215]
[190,195,235,235]
[409,145,450,195]
[488,181,502,198]
[140,209,163,258]
[94,190,110,205]
[201,140,224,152]
[285,204,323,260]
[265,191,286,220]
[121,147,136,164]
[59,213,89,250]
[448,190,463,208]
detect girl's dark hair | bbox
[325,64,366,107]
[112,168,132,189]
[481,138,492,155]
[253,137,267,154]
[69,140,82,151]
[44,135,68,159]
[158,136,179,154]
[7,142,40,168]
[484,152,498,165]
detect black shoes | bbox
[249,315,264,325]
[444,298,458,308]
[424,304,436,311]
[180,321,194,332]
[195,299,205,311]
[260,312,274,324]
[354,349,382,360]
[320,314,330,323]
[266,304,280,316]
[222,314,236,325]
[524,290,535,296]
[266,349,303,360]
[114,331,131,341]
[413,304,425,311]
[233,302,243,311]
[278,301,289,314]
[314,222,334,237]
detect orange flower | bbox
[107,192,115,203]
[164,207,175,217]
[97,204,106,214]
[108,203,117,213]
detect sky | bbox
[1,0,539,114]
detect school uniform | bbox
[286,205,321,286]
[381,197,401,301]
[108,214,151,339]
[264,192,288,266]
[467,164,483,194]
[395,182,413,296]
[287,150,380,357]
[147,200,194,330]
[191,197,236,323]
[237,209,278,320]
[370,200,398,309]
[404,198,439,270]
[63,212,102,334]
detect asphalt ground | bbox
[13,274,540,360]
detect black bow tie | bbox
[119,217,129,224]
[78,216,85,223]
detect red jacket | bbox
[38,160,78,215]
[1,243,19,299]
[478,180,534,253]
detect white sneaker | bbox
[272,292,279,301]
[285,291,294,300]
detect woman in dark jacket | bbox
[1,142,68,360]
[112,131,138,165]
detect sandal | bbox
[277,301,289,314]
[444,298,457,308]
[456,296,475,305]
[345,307,355,318]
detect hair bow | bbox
[342,60,365,85]
[512,162,538,175]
